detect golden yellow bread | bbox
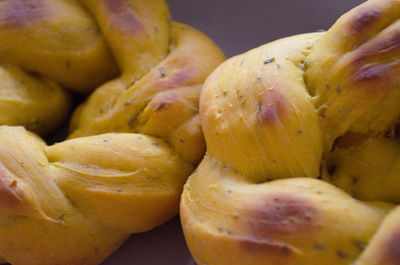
[69,0,226,163]
[181,0,400,264]
[0,1,225,265]
[0,126,192,265]
[0,0,123,134]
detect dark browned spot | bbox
[156,68,195,91]
[1,0,45,27]
[377,227,400,264]
[353,61,398,85]
[103,0,143,34]
[258,89,288,125]
[348,32,400,93]
[246,195,316,237]
[349,9,380,35]
[352,30,400,65]
[373,31,400,55]
[237,203,308,259]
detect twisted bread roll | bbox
[0,0,120,134]
[181,0,400,264]
[69,1,224,163]
[0,0,224,264]
[0,126,192,265]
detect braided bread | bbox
[69,0,224,164]
[181,0,400,264]
[0,0,224,264]
[0,0,122,134]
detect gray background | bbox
[168,0,364,57]
[102,0,364,264]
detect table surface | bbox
[102,217,193,265]
[95,0,365,264]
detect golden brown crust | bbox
[244,195,317,237]
[181,0,400,265]
[0,0,225,264]
[2,0,45,27]
[258,88,289,126]
[103,0,144,34]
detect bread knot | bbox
[181,0,400,264]
[0,0,225,264]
